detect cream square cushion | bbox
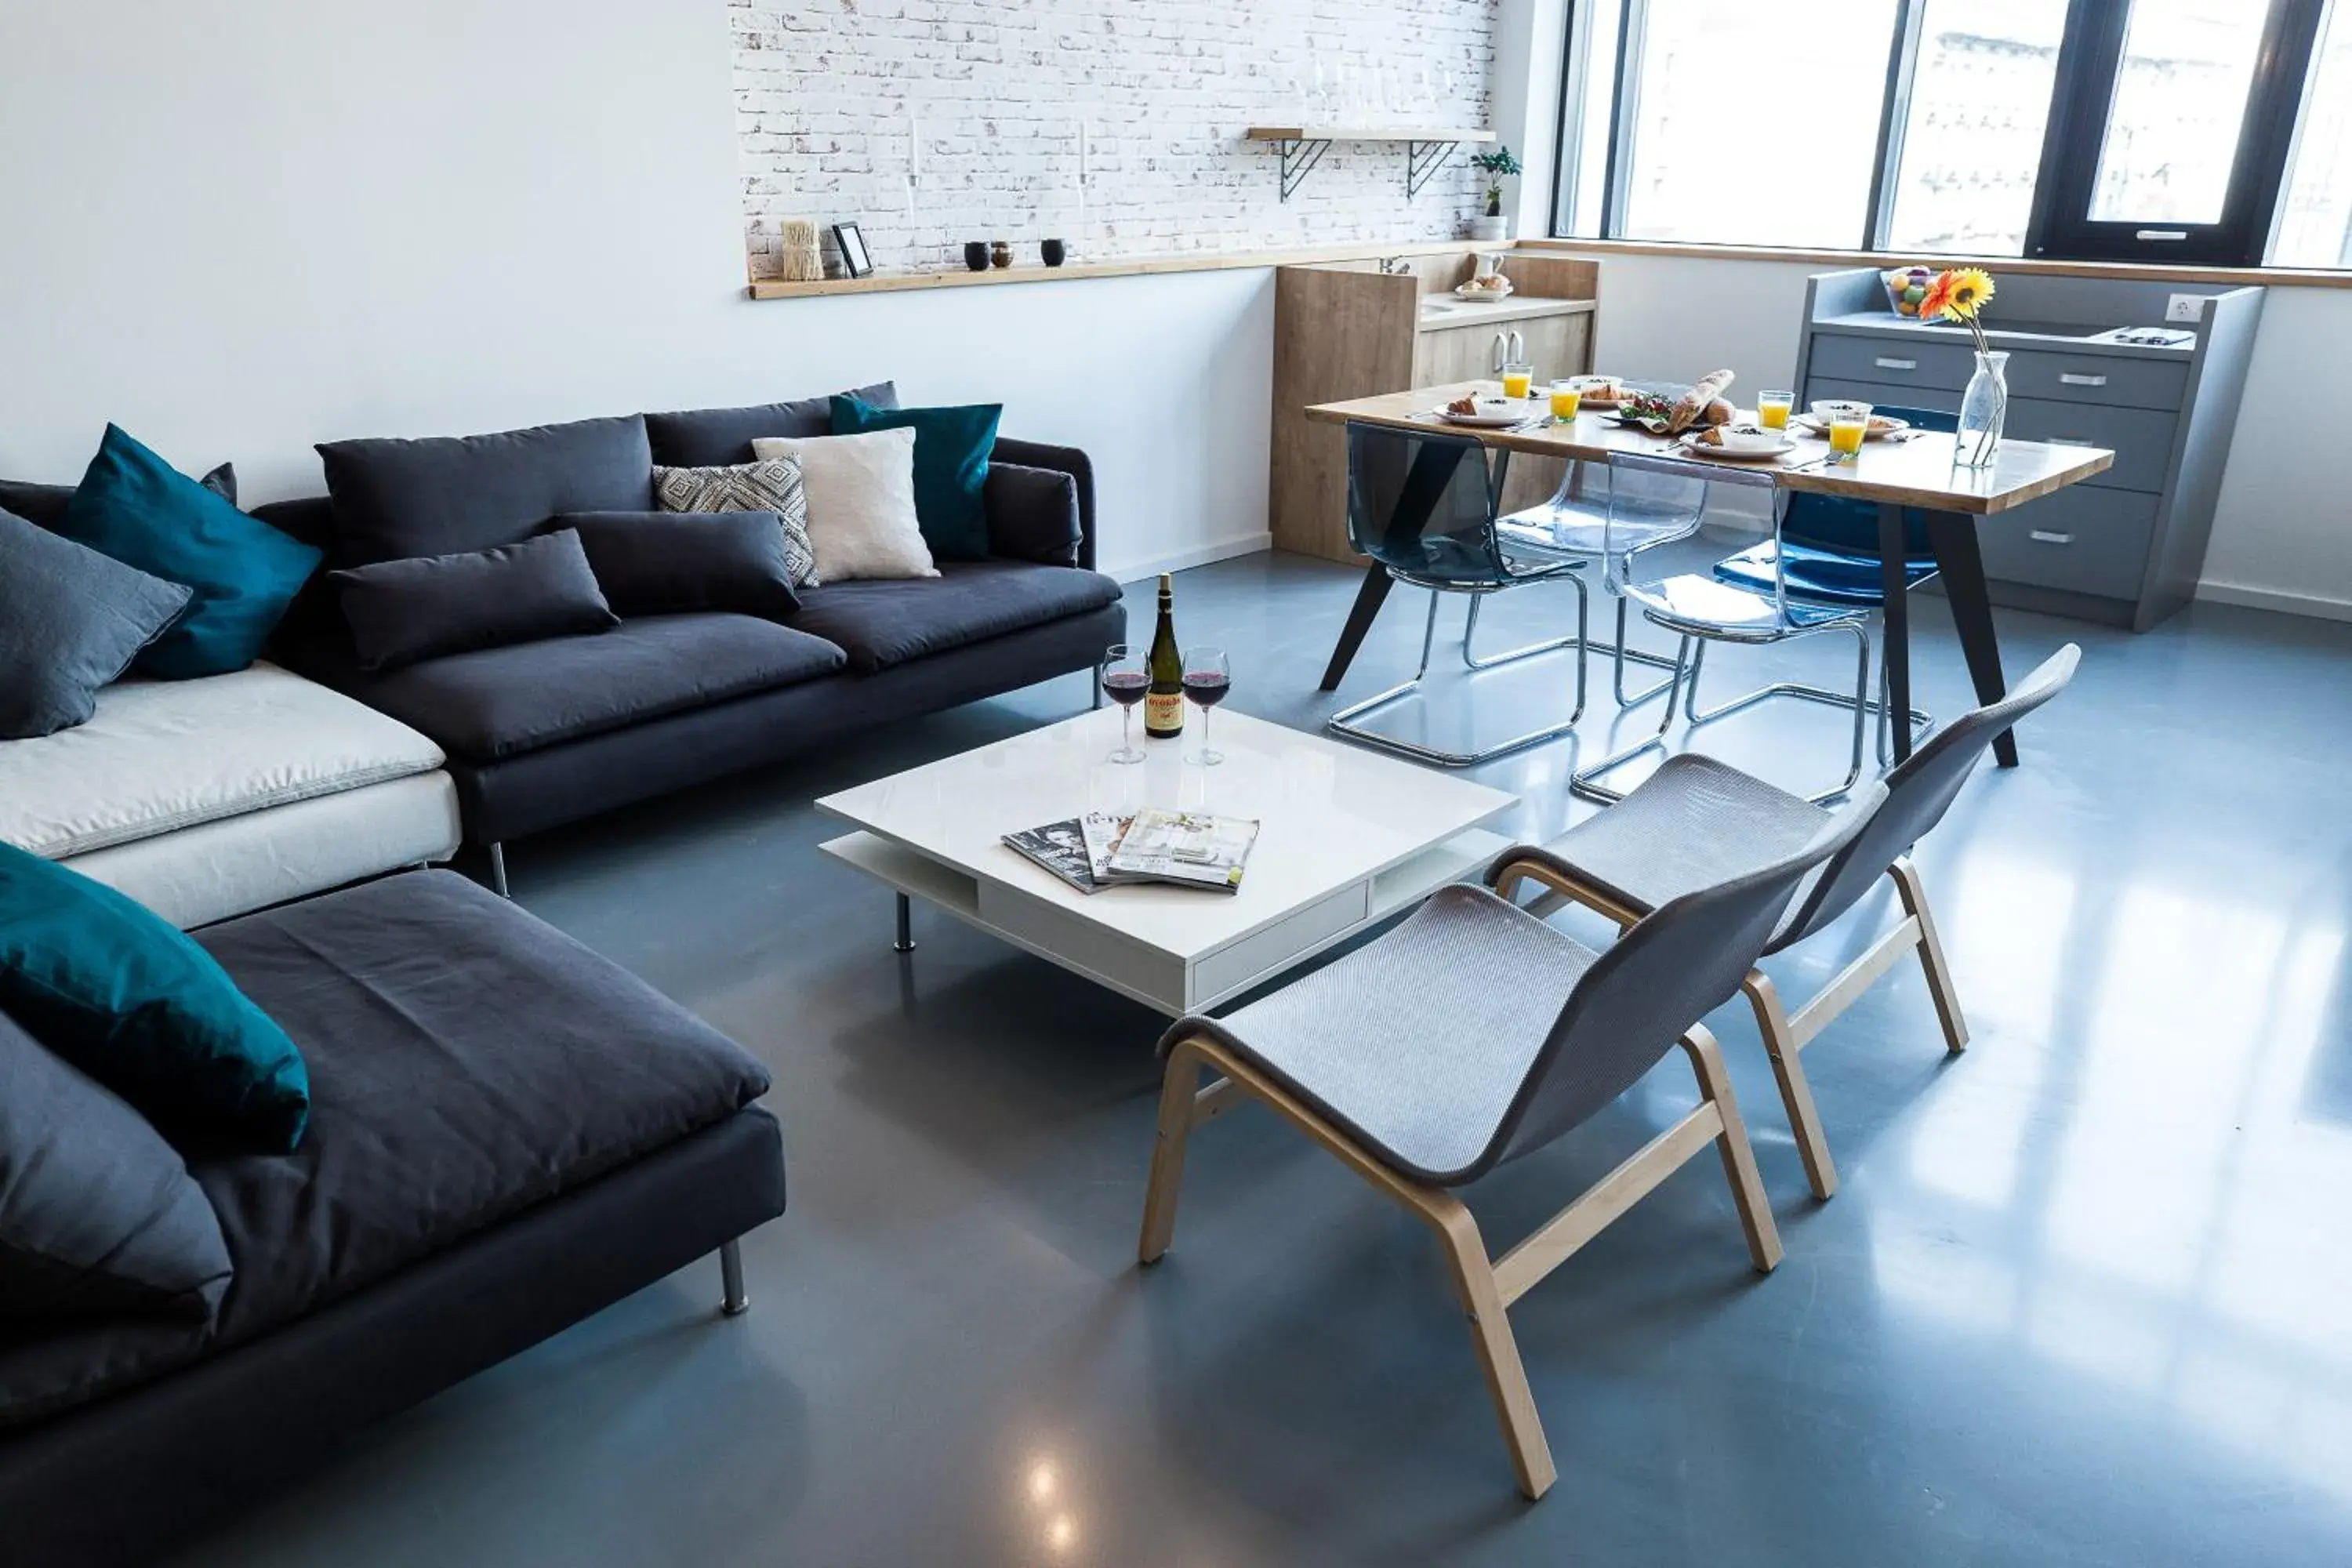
[751,427,938,583]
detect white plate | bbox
[1452,281,1515,301]
[1679,435,1796,461]
[1436,401,1535,428]
[1791,412,1909,441]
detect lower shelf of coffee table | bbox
[820,827,1508,1017]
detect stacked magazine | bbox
[1003,808,1260,895]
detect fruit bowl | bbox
[1882,265,1936,318]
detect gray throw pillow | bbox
[651,459,820,586]
[0,507,193,740]
[557,510,803,620]
[0,1008,234,1323]
[328,528,619,672]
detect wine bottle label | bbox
[1145,691,1185,735]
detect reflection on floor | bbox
[172,551,2352,1567]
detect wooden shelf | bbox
[1244,125,1496,144]
[746,238,1475,300]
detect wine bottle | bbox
[1145,572,1185,739]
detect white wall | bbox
[0,0,1278,581]
[1559,247,2352,619]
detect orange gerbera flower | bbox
[1942,267,1996,320]
[1918,270,1958,321]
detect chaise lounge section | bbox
[0,869,786,1568]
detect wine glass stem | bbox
[1202,706,1211,757]
[1123,706,1134,755]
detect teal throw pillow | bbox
[53,424,323,678]
[829,395,1001,561]
[0,842,310,1152]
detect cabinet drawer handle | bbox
[2058,372,2108,387]
[2028,530,2074,546]
[2136,229,2188,242]
[1874,356,1918,372]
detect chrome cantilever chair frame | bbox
[1497,454,1699,710]
[1570,452,1881,807]
[1327,423,1591,767]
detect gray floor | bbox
[175,552,2352,1566]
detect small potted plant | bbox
[1468,146,1520,241]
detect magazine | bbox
[1002,813,1131,894]
[1103,808,1260,895]
[1004,809,1259,895]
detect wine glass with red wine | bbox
[1182,645,1230,765]
[1100,644,1148,764]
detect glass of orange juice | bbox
[1548,378,1581,421]
[1501,361,1534,400]
[1823,400,1872,463]
[1756,390,1794,430]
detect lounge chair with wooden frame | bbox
[1134,782,1883,1499]
[1494,644,2079,1200]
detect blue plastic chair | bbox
[1709,404,1956,604]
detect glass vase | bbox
[1956,350,2009,469]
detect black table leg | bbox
[1319,564,1394,692]
[1925,509,2018,768]
[1878,503,1915,765]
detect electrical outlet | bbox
[2166,293,2206,323]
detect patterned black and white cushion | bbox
[651,458,820,586]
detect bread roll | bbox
[1669,369,1736,435]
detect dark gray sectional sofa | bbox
[0,870,785,1567]
[260,385,1126,877]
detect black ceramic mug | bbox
[1040,238,1066,267]
[964,241,989,272]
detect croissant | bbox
[1670,369,1736,435]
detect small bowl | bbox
[1711,425,1786,455]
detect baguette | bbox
[1669,369,1736,435]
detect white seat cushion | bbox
[0,662,446,859]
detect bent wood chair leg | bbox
[1138,1038,1212,1265]
[1741,973,1838,1202]
[1681,1025,1784,1271]
[1135,1032,1555,1498]
[1891,857,1969,1054]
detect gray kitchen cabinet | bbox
[1795,267,2263,630]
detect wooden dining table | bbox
[1305,379,2117,768]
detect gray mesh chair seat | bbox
[1136,779,1884,1500]
[1503,645,2081,1200]
[1183,887,1602,1183]
[1511,753,1832,927]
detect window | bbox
[1882,1,2067,256]
[1614,1,1900,248]
[1554,0,2349,269]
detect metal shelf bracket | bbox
[1276,138,1332,201]
[1406,140,1461,199]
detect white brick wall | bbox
[734,0,1500,278]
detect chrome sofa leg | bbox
[488,842,510,899]
[719,1239,749,1317]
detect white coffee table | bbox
[817,709,1518,1017]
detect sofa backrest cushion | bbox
[1,464,234,532]
[643,381,899,468]
[328,528,619,673]
[0,841,311,1154]
[828,395,1000,562]
[558,509,808,619]
[50,427,320,681]
[0,1008,234,1323]
[316,413,654,568]
[984,463,1085,567]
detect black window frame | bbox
[1554,0,2339,270]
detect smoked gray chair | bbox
[1498,644,2079,1200]
[1326,422,1590,766]
[1137,778,1885,1499]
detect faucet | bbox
[1490,329,1526,372]
[1378,255,1411,275]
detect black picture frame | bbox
[833,223,873,278]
